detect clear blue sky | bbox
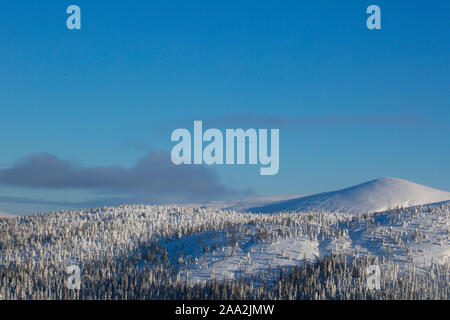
[0,1,449,214]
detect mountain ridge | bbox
[0,211,15,218]
[248,177,450,214]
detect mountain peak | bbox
[249,177,450,214]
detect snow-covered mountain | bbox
[249,177,450,214]
[195,194,304,212]
[1,177,449,299]
[1,202,448,299]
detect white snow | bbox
[181,235,320,283]
[179,202,449,283]
[249,177,450,214]
[346,203,450,271]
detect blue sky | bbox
[0,1,449,214]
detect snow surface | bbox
[249,177,450,214]
[174,203,450,284]
[182,236,320,283]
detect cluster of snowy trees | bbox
[0,204,448,299]
[0,251,447,300]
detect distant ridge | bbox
[0,211,15,218]
[196,194,305,212]
[249,177,450,214]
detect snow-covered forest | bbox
[0,203,448,299]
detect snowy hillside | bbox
[177,203,450,283]
[0,202,448,299]
[249,177,450,214]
